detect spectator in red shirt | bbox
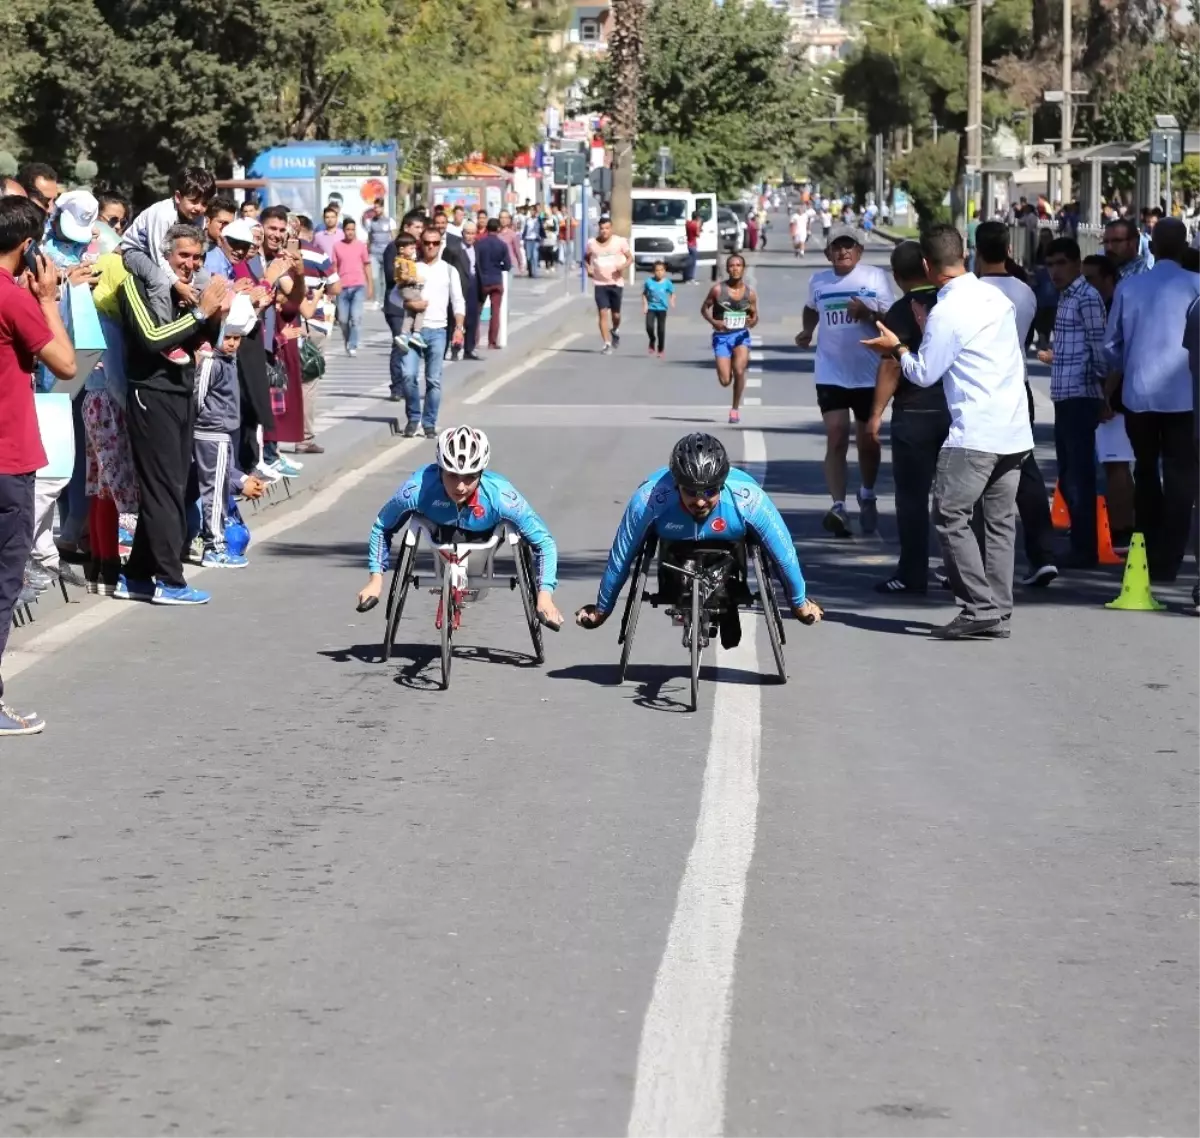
[0,195,77,735]
[685,212,701,283]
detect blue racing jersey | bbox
[596,465,807,613]
[367,465,559,590]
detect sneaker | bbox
[255,461,282,484]
[856,490,878,535]
[347,348,358,358]
[403,422,424,439]
[822,504,852,538]
[648,345,657,356]
[25,564,54,593]
[612,330,621,349]
[1020,563,1059,587]
[114,574,155,602]
[601,342,612,354]
[95,559,121,597]
[18,584,37,607]
[658,350,665,359]
[874,577,924,595]
[408,333,427,351]
[0,703,45,736]
[201,548,249,569]
[194,340,214,358]
[183,536,205,565]
[162,347,189,365]
[151,583,211,606]
[272,456,302,478]
[728,409,741,424]
[392,334,409,350]
[55,563,87,589]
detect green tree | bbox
[890,134,959,226]
[592,0,797,197]
[1091,41,1199,143]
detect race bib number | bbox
[723,310,747,330]
[823,304,857,327]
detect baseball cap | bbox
[222,218,257,246]
[55,190,99,244]
[220,293,257,338]
[825,224,863,251]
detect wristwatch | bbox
[890,343,909,361]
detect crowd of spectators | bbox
[0,161,540,735]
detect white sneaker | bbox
[348,348,358,357]
[255,461,282,484]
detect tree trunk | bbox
[606,0,645,242]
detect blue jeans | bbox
[524,239,540,277]
[336,285,366,351]
[1053,396,1103,561]
[401,327,448,430]
[685,245,698,281]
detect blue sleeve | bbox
[491,477,559,591]
[736,481,807,607]
[597,477,661,614]
[366,469,423,574]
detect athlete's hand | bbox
[861,321,900,353]
[356,573,383,612]
[711,319,728,333]
[847,297,874,323]
[794,329,813,349]
[574,604,608,629]
[537,590,564,629]
[793,598,823,625]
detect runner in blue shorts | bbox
[701,254,758,424]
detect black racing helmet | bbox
[669,433,730,492]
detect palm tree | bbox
[606,0,645,240]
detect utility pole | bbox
[874,133,884,210]
[1061,0,1073,204]
[966,0,982,220]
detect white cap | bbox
[56,189,99,243]
[220,293,257,339]
[222,218,257,245]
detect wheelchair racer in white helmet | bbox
[357,426,564,628]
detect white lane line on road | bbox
[743,397,762,407]
[628,429,766,1138]
[745,377,762,389]
[463,333,583,405]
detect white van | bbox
[630,187,719,278]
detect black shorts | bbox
[594,285,624,313]
[816,384,875,421]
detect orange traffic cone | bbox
[1051,482,1070,530]
[1096,496,1123,565]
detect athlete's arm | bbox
[795,305,819,347]
[738,485,821,622]
[701,285,724,332]
[358,472,421,606]
[581,479,659,625]
[747,288,759,329]
[492,479,564,627]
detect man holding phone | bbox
[0,196,78,734]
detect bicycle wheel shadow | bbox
[319,641,542,690]
[546,662,779,714]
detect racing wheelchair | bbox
[616,532,787,711]
[373,514,554,689]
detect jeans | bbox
[400,327,448,430]
[371,256,386,306]
[685,246,698,282]
[524,239,540,277]
[1052,396,1103,561]
[890,407,950,589]
[336,285,366,351]
[0,472,35,700]
[646,309,667,352]
[933,447,1027,621]
[1123,409,1199,580]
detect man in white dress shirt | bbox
[864,224,1033,640]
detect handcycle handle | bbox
[356,595,380,613]
[537,612,562,632]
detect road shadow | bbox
[823,609,937,637]
[318,642,541,689]
[547,660,779,713]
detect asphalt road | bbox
[1,240,1196,1138]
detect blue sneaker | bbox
[114,575,155,602]
[0,702,45,736]
[201,548,248,569]
[118,526,135,547]
[273,456,302,478]
[152,583,211,606]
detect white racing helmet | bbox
[436,425,491,475]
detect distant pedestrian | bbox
[642,260,675,357]
[684,211,701,282]
[330,219,372,356]
[475,218,512,351]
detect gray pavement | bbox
[1,239,1197,1137]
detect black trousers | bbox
[125,387,196,588]
[0,472,35,700]
[890,407,950,588]
[646,310,667,351]
[464,284,480,356]
[1014,452,1056,569]
[1124,410,1198,579]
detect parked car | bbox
[717,207,742,254]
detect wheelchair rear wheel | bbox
[618,541,653,683]
[382,539,417,663]
[751,544,787,682]
[689,579,702,711]
[514,541,545,664]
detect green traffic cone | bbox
[1105,533,1166,612]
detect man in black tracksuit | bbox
[118,224,228,599]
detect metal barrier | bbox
[1007,223,1103,268]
